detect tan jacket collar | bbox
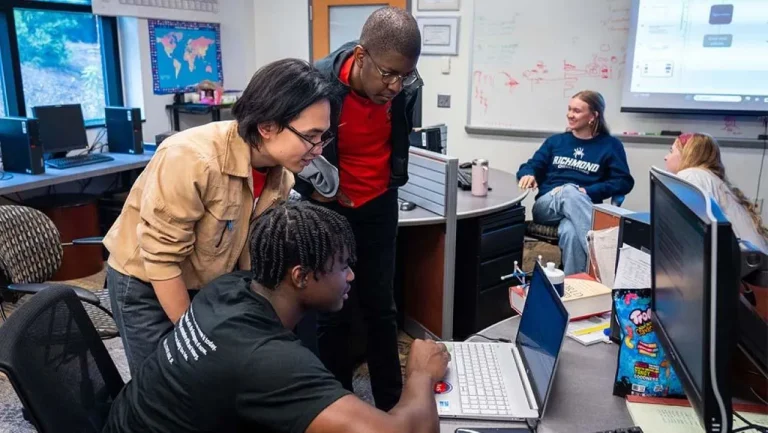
[221,121,252,179]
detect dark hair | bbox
[232,59,340,148]
[249,202,356,290]
[360,7,421,59]
[572,90,610,136]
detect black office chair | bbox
[0,205,117,338]
[526,194,626,246]
[0,285,125,433]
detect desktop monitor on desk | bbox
[650,167,740,433]
[32,104,88,158]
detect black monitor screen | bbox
[516,263,569,409]
[651,177,709,394]
[33,104,88,153]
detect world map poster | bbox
[148,19,223,95]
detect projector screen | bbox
[622,0,768,115]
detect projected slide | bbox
[622,0,768,115]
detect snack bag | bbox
[612,289,685,398]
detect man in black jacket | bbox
[294,7,422,411]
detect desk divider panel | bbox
[399,148,459,340]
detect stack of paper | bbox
[566,313,611,345]
[587,227,620,288]
[614,245,651,289]
[626,400,768,433]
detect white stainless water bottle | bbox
[471,158,489,197]
[543,262,565,297]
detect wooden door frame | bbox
[309,0,410,61]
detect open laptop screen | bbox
[516,262,570,412]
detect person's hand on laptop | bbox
[307,338,450,433]
[406,339,450,383]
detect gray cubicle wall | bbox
[399,148,459,339]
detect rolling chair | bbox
[526,194,626,249]
[0,285,124,433]
[0,205,117,338]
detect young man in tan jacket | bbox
[104,58,340,374]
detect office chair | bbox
[0,285,124,433]
[0,205,117,338]
[526,195,626,246]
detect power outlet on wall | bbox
[437,94,451,108]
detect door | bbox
[311,0,408,61]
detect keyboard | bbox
[593,427,643,433]
[455,343,512,415]
[45,153,114,169]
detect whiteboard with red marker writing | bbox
[467,0,764,139]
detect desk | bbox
[439,316,634,433]
[397,168,529,340]
[399,169,529,226]
[0,153,153,196]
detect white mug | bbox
[471,158,489,197]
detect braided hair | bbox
[249,201,356,290]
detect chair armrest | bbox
[71,236,104,245]
[7,283,101,305]
[611,195,626,207]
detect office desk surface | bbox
[440,316,634,433]
[0,153,153,196]
[399,168,529,226]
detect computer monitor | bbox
[650,166,740,433]
[32,104,88,156]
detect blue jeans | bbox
[532,184,593,275]
[106,265,197,376]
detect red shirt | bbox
[252,168,267,198]
[337,55,392,208]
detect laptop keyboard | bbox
[455,343,513,415]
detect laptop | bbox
[435,261,570,421]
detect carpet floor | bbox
[0,239,559,432]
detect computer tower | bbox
[0,117,45,174]
[105,107,143,154]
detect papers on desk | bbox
[626,400,768,433]
[614,245,651,289]
[566,312,611,345]
[587,227,620,288]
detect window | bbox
[0,0,122,125]
[15,9,106,122]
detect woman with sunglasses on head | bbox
[293,7,422,411]
[664,132,768,252]
[103,58,340,375]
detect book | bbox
[509,273,612,321]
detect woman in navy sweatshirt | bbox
[517,90,634,275]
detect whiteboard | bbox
[467,0,764,139]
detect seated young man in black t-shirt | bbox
[103,201,450,433]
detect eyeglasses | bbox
[364,49,421,87]
[285,124,335,152]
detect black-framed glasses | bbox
[363,49,421,87]
[285,124,335,151]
